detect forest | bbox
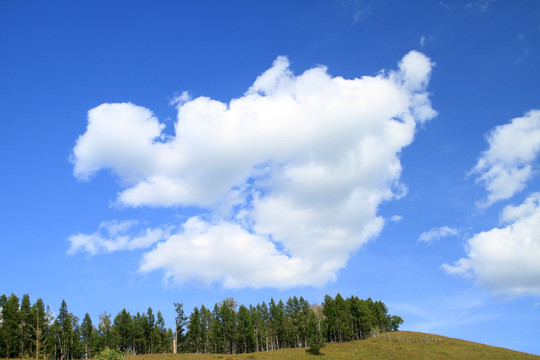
[0,293,403,359]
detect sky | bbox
[1,0,540,355]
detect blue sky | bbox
[1,0,540,355]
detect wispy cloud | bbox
[343,0,374,23]
[419,226,458,243]
[465,0,495,13]
[67,220,169,255]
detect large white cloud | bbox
[71,51,436,288]
[442,193,540,297]
[471,109,540,207]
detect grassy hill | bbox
[131,331,538,360]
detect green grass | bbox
[130,332,539,360]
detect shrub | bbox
[95,347,124,360]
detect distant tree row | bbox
[0,294,172,359]
[176,294,403,355]
[0,293,402,358]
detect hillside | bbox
[131,332,538,360]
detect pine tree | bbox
[219,299,237,354]
[30,298,52,360]
[80,313,93,359]
[155,311,169,353]
[306,308,325,355]
[113,309,132,353]
[186,307,201,353]
[199,305,212,354]
[131,312,147,355]
[19,294,32,358]
[1,294,20,358]
[235,305,255,354]
[97,312,113,352]
[172,303,186,353]
[210,304,224,354]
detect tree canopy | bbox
[0,293,401,358]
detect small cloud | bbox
[444,193,540,298]
[170,91,191,108]
[471,109,540,207]
[390,215,403,222]
[419,35,434,48]
[419,226,458,243]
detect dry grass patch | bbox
[129,331,539,360]
[4,332,537,360]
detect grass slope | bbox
[132,332,539,360]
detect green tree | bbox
[113,309,132,353]
[1,294,20,358]
[236,305,255,354]
[54,300,80,360]
[131,312,147,355]
[186,307,201,353]
[19,294,32,357]
[97,312,113,352]
[30,298,52,360]
[199,305,212,354]
[390,315,403,331]
[173,303,187,353]
[154,311,169,353]
[306,309,325,355]
[219,299,237,354]
[80,313,94,359]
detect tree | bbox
[173,303,186,353]
[131,312,147,355]
[306,310,325,355]
[1,294,20,358]
[199,305,212,354]
[219,299,237,354]
[97,312,113,352]
[155,311,169,353]
[390,315,403,331]
[235,305,255,354]
[54,300,80,360]
[19,294,33,357]
[113,309,132,353]
[186,307,201,353]
[80,313,94,359]
[30,298,52,360]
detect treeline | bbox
[178,294,403,354]
[0,294,172,359]
[0,293,402,358]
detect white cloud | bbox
[419,226,458,243]
[443,193,540,298]
[139,217,336,289]
[471,110,540,207]
[67,220,167,255]
[72,51,436,288]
